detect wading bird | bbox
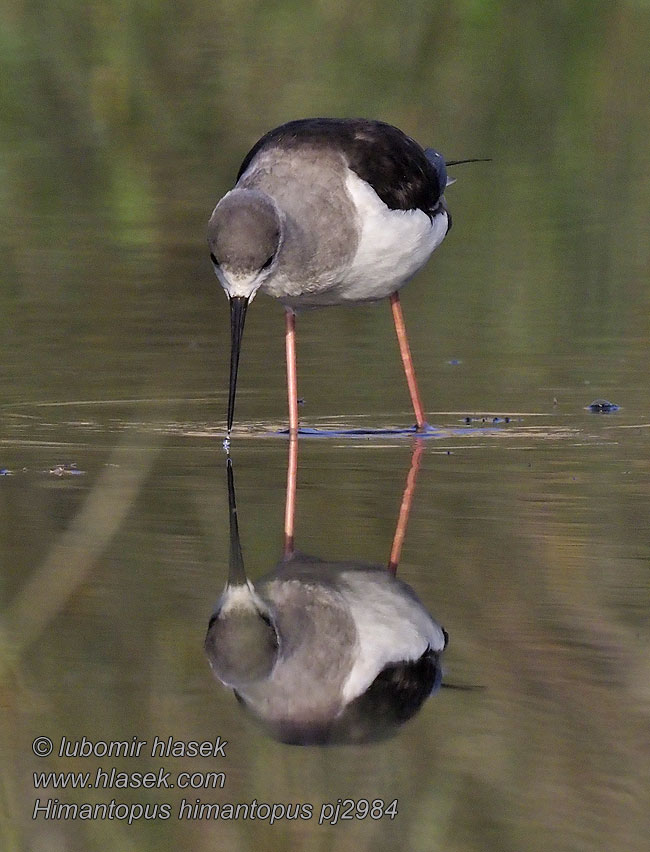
[205,444,447,745]
[207,117,481,438]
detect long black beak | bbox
[227,295,249,437]
[226,457,247,586]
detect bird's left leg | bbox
[389,292,428,430]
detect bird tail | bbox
[445,157,492,166]
[445,157,492,184]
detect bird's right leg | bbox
[285,308,299,436]
[388,440,424,574]
[283,435,298,557]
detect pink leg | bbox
[388,440,424,575]
[285,308,299,436]
[390,292,427,430]
[283,435,298,557]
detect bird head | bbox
[207,189,282,435]
[205,582,280,687]
[204,457,280,687]
[207,188,282,301]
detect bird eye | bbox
[210,252,219,267]
[261,255,274,270]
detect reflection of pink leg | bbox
[390,292,427,430]
[285,309,299,436]
[388,440,424,575]
[283,436,298,557]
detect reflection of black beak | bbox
[226,457,246,586]
[227,295,249,435]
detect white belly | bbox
[339,569,446,703]
[335,171,448,302]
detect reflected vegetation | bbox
[206,442,446,745]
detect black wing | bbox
[236,118,444,216]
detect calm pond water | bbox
[2,2,650,851]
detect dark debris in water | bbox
[0,463,86,478]
[586,399,620,413]
[462,415,517,425]
[48,463,85,477]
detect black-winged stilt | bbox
[204,441,447,745]
[207,117,480,439]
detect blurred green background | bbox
[1,1,650,851]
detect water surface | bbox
[2,3,650,851]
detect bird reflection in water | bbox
[205,440,447,745]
